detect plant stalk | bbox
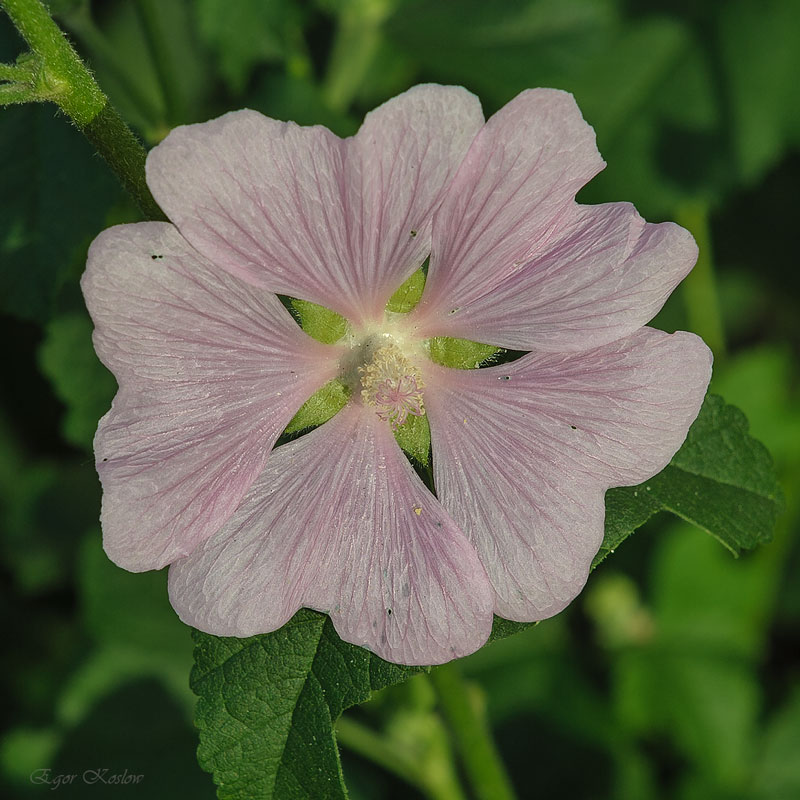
[430,661,517,800]
[322,0,393,112]
[1,0,164,219]
[676,200,726,359]
[336,715,467,800]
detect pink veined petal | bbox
[414,201,698,352]
[168,404,494,666]
[347,84,484,315]
[422,328,712,621]
[82,222,339,572]
[413,88,605,334]
[146,85,484,325]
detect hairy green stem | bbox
[676,200,726,358]
[430,662,517,800]
[2,0,103,121]
[82,103,163,218]
[0,80,32,102]
[0,59,31,79]
[1,0,164,219]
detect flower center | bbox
[359,342,425,430]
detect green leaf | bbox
[38,311,117,450]
[711,345,800,467]
[487,616,536,644]
[427,337,503,370]
[284,380,350,435]
[596,394,783,565]
[191,610,421,800]
[385,268,425,313]
[290,298,348,344]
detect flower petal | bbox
[415,202,698,351]
[146,85,484,324]
[168,404,494,665]
[422,328,712,620]
[82,222,338,572]
[414,88,605,334]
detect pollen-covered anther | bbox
[359,343,426,430]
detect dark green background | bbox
[1,1,798,798]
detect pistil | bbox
[359,342,426,430]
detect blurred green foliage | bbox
[1,0,798,798]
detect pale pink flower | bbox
[82,85,712,665]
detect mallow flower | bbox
[82,85,712,666]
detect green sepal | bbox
[394,412,431,466]
[284,380,349,435]
[291,298,348,344]
[386,268,426,313]
[427,336,503,369]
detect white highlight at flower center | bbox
[359,342,425,430]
